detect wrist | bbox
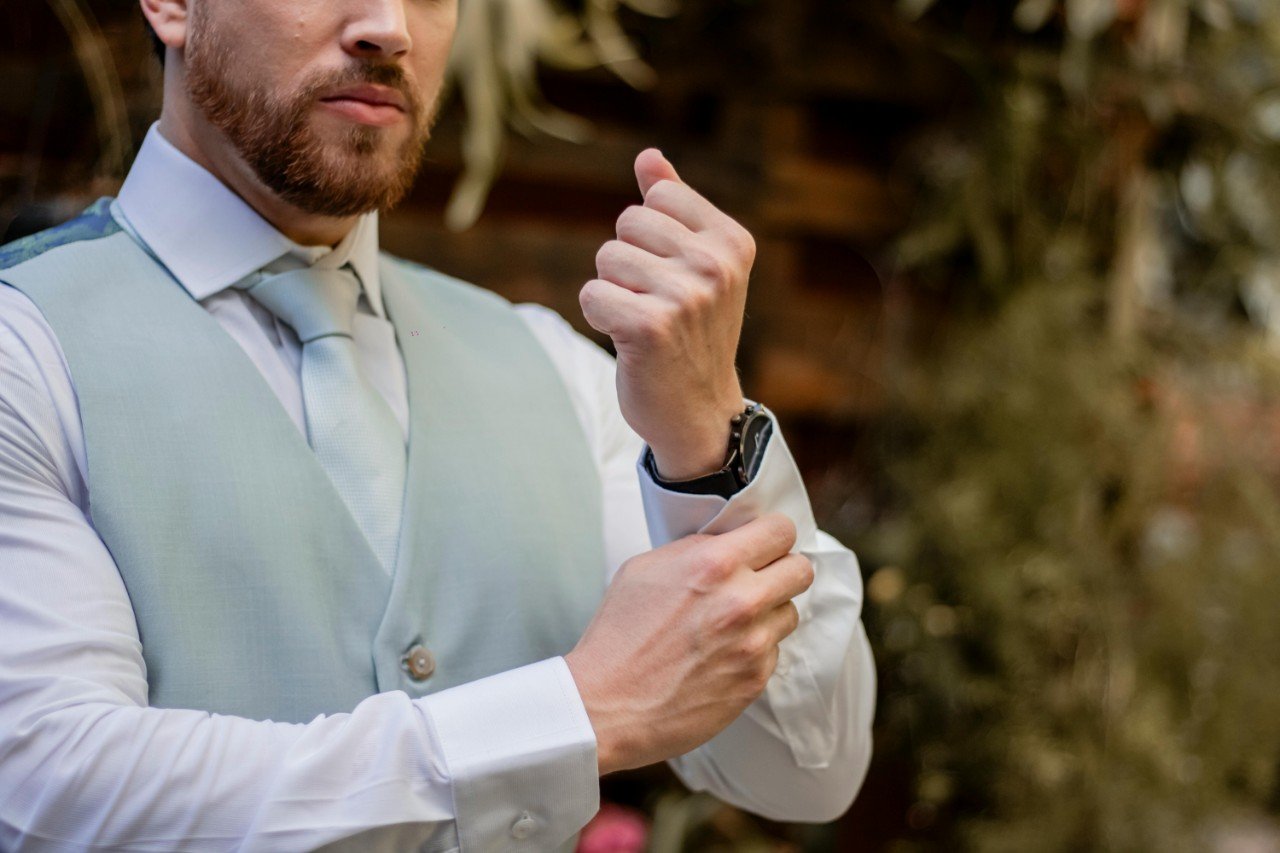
[646,396,745,481]
[648,438,728,481]
[563,651,636,777]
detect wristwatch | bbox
[643,400,774,498]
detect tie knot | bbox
[238,266,361,343]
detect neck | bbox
[157,75,357,247]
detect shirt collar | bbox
[115,122,385,319]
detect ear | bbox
[140,0,191,53]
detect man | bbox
[0,0,876,849]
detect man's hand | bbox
[563,514,813,775]
[580,149,756,481]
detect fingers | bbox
[615,204,691,259]
[644,178,722,233]
[756,644,781,690]
[594,239,668,295]
[634,149,723,233]
[703,512,797,572]
[656,532,716,557]
[635,147,681,197]
[752,552,815,612]
[592,152,750,325]
[579,278,667,341]
[760,600,801,646]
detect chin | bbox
[291,160,413,217]
[267,122,422,216]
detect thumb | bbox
[635,147,681,198]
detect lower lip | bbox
[318,97,406,127]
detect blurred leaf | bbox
[1066,0,1117,38]
[1015,0,1059,32]
[443,0,673,229]
[44,0,130,178]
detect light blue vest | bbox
[0,199,605,848]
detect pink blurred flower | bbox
[576,802,649,853]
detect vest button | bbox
[400,644,436,681]
[510,812,538,839]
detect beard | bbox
[184,12,438,218]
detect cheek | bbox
[408,10,458,86]
[215,1,329,84]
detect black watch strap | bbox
[644,447,743,497]
[644,402,774,499]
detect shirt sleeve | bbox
[516,303,877,824]
[0,285,598,852]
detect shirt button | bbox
[400,644,436,681]
[510,812,537,839]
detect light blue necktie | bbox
[235,265,406,572]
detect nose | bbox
[342,0,412,58]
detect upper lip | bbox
[320,84,407,112]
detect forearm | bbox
[517,305,878,817]
[640,424,877,820]
[0,690,452,851]
[0,657,599,852]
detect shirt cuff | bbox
[636,410,818,547]
[421,656,599,851]
[638,419,841,768]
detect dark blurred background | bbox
[6,1,1280,850]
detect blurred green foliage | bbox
[862,0,1280,849]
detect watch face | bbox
[740,411,773,480]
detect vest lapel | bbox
[371,256,607,696]
[2,224,396,719]
[128,226,398,597]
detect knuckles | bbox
[594,240,627,276]
[715,588,761,633]
[796,555,816,590]
[590,183,757,348]
[783,601,801,634]
[736,628,772,661]
[685,244,733,288]
[615,205,648,240]
[726,222,757,265]
[577,278,607,317]
[708,599,780,698]
[645,179,682,208]
[630,302,678,345]
[748,652,777,694]
[764,513,799,554]
[691,551,735,586]
[682,282,716,316]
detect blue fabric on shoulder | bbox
[0,198,120,271]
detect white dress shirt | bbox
[0,124,876,851]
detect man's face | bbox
[183,0,457,218]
